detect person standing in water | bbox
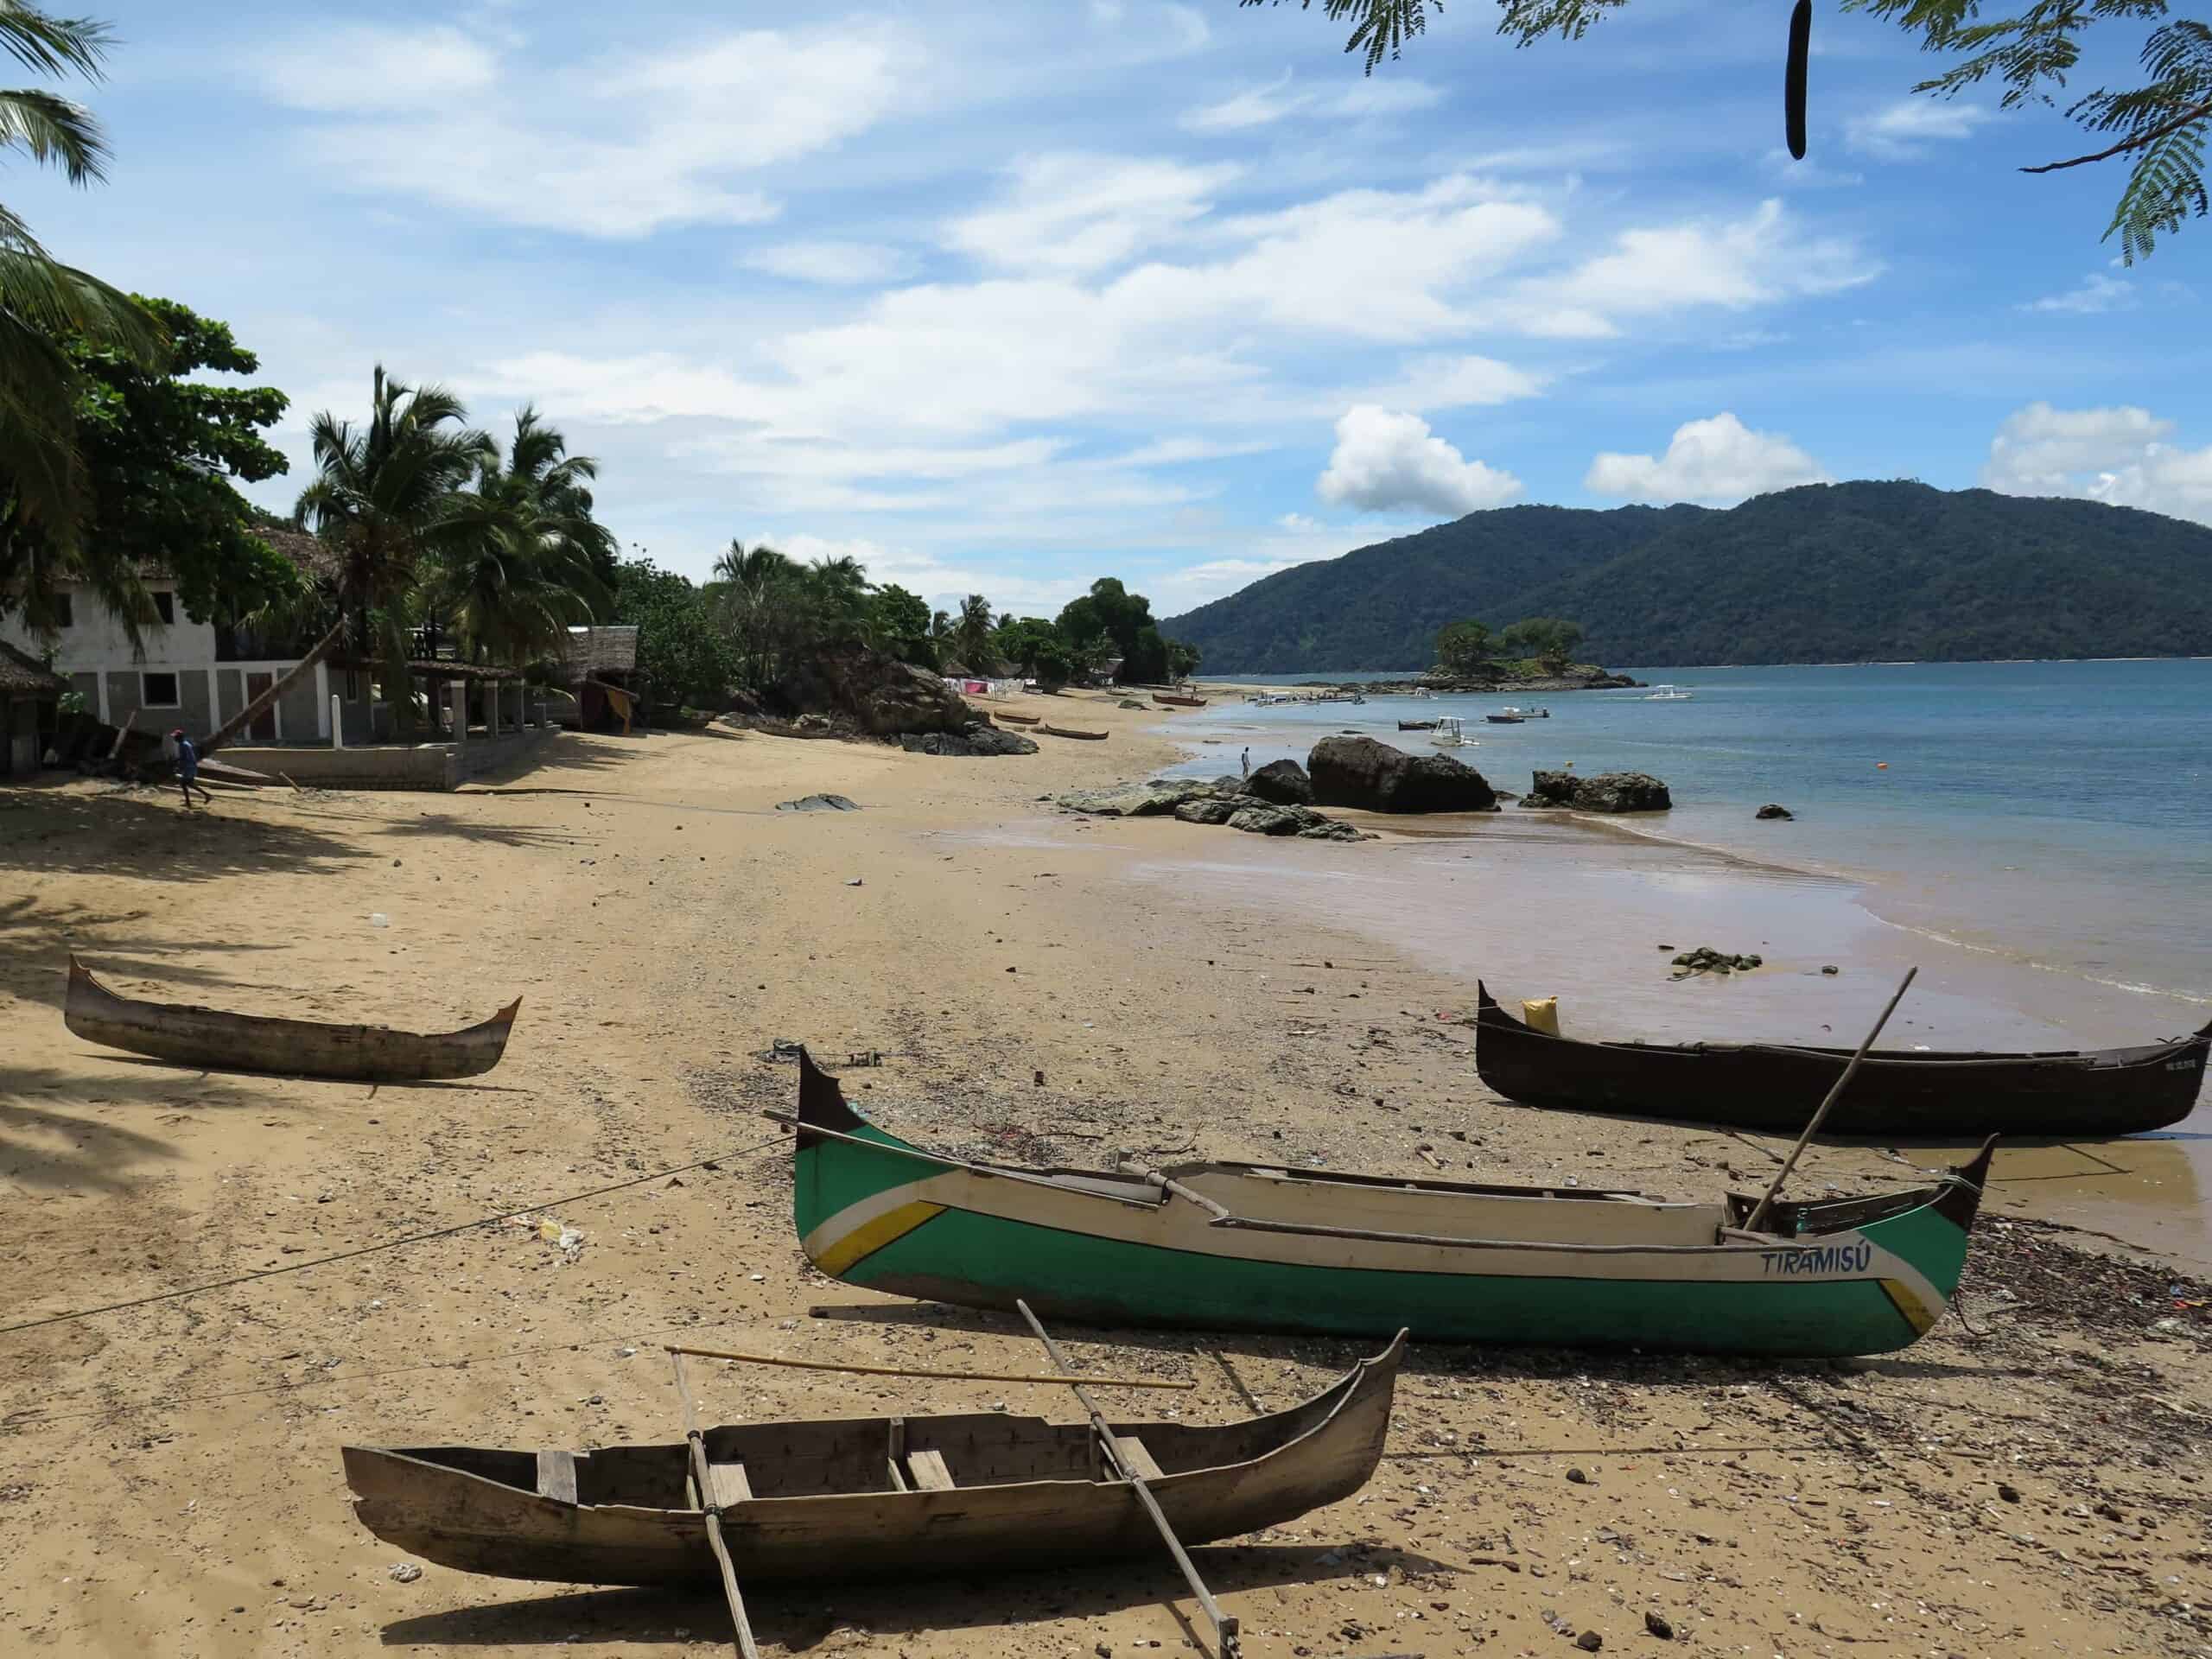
[170,728,213,808]
[1241,746,1250,777]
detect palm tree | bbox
[429,407,611,665]
[804,553,871,643]
[0,3,165,610]
[201,366,490,753]
[714,538,803,692]
[950,593,995,672]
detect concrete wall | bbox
[105,665,212,735]
[217,728,553,791]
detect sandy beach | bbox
[3,695,2208,1659]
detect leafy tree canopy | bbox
[866,582,937,667]
[612,556,735,709]
[1435,617,1492,676]
[3,295,294,635]
[1243,0,2212,260]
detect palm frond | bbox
[0,83,104,181]
[0,2,111,79]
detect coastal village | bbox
[6,3,2212,1659]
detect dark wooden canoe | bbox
[65,957,519,1083]
[343,1335,1402,1586]
[1154,693,1206,708]
[997,711,1041,725]
[1396,719,1438,731]
[1039,724,1108,741]
[1473,982,2209,1137]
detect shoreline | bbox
[3,702,2209,1658]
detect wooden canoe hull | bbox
[1154,695,1206,707]
[343,1337,1401,1586]
[997,712,1041,725]
[1472,982,2209,1137]
[1039,725,1109,741]
[791,1053,1991,1358]
[64,957,519,1083]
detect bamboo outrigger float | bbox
[779,1049,1995,1358]
[64,957,519,1082]
[340,1333,1403,1589]
[1472,982,2210,1138]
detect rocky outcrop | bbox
[1054,779,1221,817]
[1173,797,1242,825]
[1228,803,1363,841]
[776,643,974,737]
[775,794,861,811]
[899,724,1039,757]
[1057,777,1367,841]
[1670,945,1763,978]
[1521,769,1672,812]
[1755,803,1794,820]
[1307,736,1497,813]
[1243,759,1313,806]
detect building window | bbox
[51,592,73,628]
[141,671,180,708]
[151,591,175,625]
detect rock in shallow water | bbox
[1243,758,1313,805]
[1522,769,1671,812]
[1308,736,1497,813]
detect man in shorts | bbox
[171,728,213,808]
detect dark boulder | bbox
[1244,758,1313,806]
[1755,803,1794,820]
[775,793,861,812]
[778,643,974,736]
[899,723,1039,757]
[1308,736,1496,813]
[1173,797,1242,825]
[1522,769,1672,812]
[1228,803,1363,842]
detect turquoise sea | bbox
[1188,659,2212,1008]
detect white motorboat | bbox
[1644,684,1694,702]
[1428,715,1478,747]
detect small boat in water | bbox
[1396,719,1438,732]
[1644,684,1694,702]
[782,1051,1994,1357]
[1039,724,1109,741]
[64,957,518,1082]
[1484,712,1524,725]
[1427,716,1477,748]
[1472,982,2211,1138]
[342,1336,1403,1586]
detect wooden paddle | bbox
[1745,965,1918,1232]
[671,1351,761,1659]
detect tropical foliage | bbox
[1163,481,2212,671]
[0,3,165,576]
[1242,0,2212,259]
[2,296,293,639]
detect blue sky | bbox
[19,0,2207,619]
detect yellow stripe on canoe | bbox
[1879,1276,1939,1336]
[812,1199,948,1276]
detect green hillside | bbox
[1163,482,2212,671]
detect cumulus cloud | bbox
[1982,402,2212,524]
[1181,70,1443,131]
[946,154,1240,273]
[2020,272,2136,315]
[270,22,919,237]
[1317,405,1522,517]
[1584,412,1829,505]
[1846,99,1993,161]
[1538,199,1876,330]
[741,240,912,286]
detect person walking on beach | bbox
[1241,746,1250,777]
[170,728,213,809]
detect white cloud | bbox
[253,25,497,112]
[741,240,912,286]
[1846,99,1992,161]
[1982,402,2212,523]
[1540,199,1876,329]
[1317,405,1522,517]
[1359,353,1547,410]
[946,154,1240,274]
[1182,69,1443,131]
[1585,412,1829,505]
[277,23,920,238]
[2021,272,2136,315]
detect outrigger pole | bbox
[1014,1299,1241,1659]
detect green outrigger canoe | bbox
[785,1052,1996,1359]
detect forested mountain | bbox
[1163,483,2212,671]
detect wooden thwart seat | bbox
[536,1450,578,1505]
[707,1462,753,1509]
[906,1449,956,1491]
[1112,1436,1166,1482]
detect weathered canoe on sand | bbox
[1154,693,1207,708]
[343,1335,1402,1585]
[1473,982,2209,1138]
[787,1051,1993,1358]
[64,957,519,1082]
[1039,724,1109,741]
[996,711,1041,725]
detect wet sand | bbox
[3,696,2209,1658]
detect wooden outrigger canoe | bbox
[1154,693,1207,708]
[785,1051,1994,1358]
[996,711,1041,725]
[342,1335,1402,1586]
[64,957,519,1082]
[1473,982,2210,1138]
[1039,724,1109,741]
